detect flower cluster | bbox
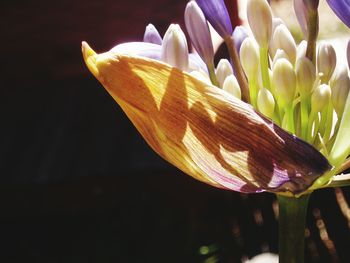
[82,0,350,195]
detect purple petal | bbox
[327,0,350,28]
[347,39,350,69]
[185,1,214,64]
[232,26,249,54]
[143,24,163,45]
[294,0,308,37]
[196,0,233,38]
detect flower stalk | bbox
[277,194,310,263]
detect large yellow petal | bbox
[82,42,330,194]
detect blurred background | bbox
[1,0,350,262]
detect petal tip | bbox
[81,41,99,77]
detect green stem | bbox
[300,97,309,140]
[249,78,258,108]
[284,104,295,134]
[259,47,271,90]
[224,36,250,103]
[277,194,310,263]
[207,62,219,87]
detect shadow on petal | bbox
[83,44,331,194]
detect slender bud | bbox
[347,39,350,70]
[311,84,331,113]
[247,0,273,48]
[196,0,233,38]
[272,58,296,106]
[294,0,308,38]
[223,74,242,99]
[232,26,249,54]
[317,42,336,83]
[257,88,275,118]
[240,37,260,80]
[296,56,316,96]
[332,74,350,116]
[216,59,233,88]
[143,24,162,45]
[161,24,189,70]
[185,1,214,65]
[271,24,297,65]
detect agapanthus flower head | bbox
[82,0,350,195]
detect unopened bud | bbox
[223,75,242,99]
[272,58,296,106]
[185,1,214,65]
[247,0,272,48]
[311,84,331,113]
[216,59,233,88]
[294,0,308,38]
[143,24,162,45]
[232,26,249,54]
[272,49,290,67]
[161,24,189,70]
[317,42,336,83]
[296,40,307,61]
[296,56,316,96]
[240,37,260,80]
[271,24,297,65]
[257,88,275,118]
[332,74,350,116]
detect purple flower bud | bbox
[143,24,162,45]
[294,0,308,37]
[232,26,248,54]
[347,39,350,69]
[326,0,350,28]
[185,1,214,65]
[196,0,233,38]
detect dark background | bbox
[1,0,350,262]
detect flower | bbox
[82,42,330,194]
[82,0,350,196]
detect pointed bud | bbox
[143,24,162,45]
[296,40,307,61]
[294,0,308,37]
[257,88,275,118]
[296,56,316,96]
[223,74,241,99]
[272,58,296,106]
[247,0,273,48]
[271,24,297,65]
[311,84,331,113]
[216,59,233,88]
[196,0,233,38]
[317,42,336,83]
[232,26,249,54]
[185,1,214,65]
[347,39,350,70]
[240,37,260,80]
[332,73,350,116]
[161,24,189,70]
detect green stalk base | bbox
[277,194,310,263]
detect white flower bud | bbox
[161,24,189,70]
[223,74,242,99]
[296,40,307,62]
[317,42,337,83]
[271,24,297,65]
[216,59,233,88]
[296,57,316,97]
[247,0,272,48]
[272,49,289,68]
[332,74,350,116]
[311,84,331,113]
[240,37,260,80]
[257,88,275,118]
[272,58,296,106]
